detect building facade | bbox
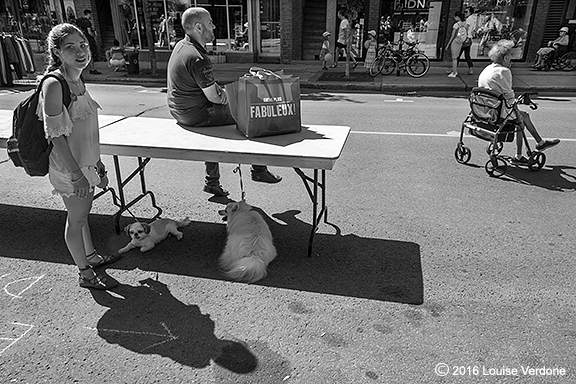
[0,0,574,67]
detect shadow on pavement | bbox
[0,204,423,304]
[89,278,261,373]
[499,164,576,191]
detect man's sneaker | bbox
[467,69,474,75]
[511,155,528,164]
[448,72,458,78]
[251,170,282,184]
[536,139,560,152]
[203,184,230,197]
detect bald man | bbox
[167,7,281,197]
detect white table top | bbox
[0,111,350,170]
[99,116,350,170]
[0,110,124,143]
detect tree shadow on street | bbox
[90,278,259,373]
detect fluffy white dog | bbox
[218,201,277,283]
[118,217,191,253]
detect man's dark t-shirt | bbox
[76,17,92,36]
[167,36,216,126]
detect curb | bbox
[83,75,576,94]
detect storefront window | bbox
[259,0,279,54]
[125,0,250,52]
[380,0,443,59]
[463,0,534,60]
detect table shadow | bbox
[0,204,423,304]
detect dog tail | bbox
[176,217,192,228]
[221,256,268,284]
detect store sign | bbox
[394,0,431,11]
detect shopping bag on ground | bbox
[225,67,301,138]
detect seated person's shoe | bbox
[78,267,118,290]
[203,183,230,197]
[251,169,282,183]
[87,251,122,268]
[536,139,560,151]
[511,155,528,164]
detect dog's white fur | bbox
[118,217,191,253]
[218,201,276,283]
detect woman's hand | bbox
[72,171,91,199]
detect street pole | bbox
[142,0,157,75]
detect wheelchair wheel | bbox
[560,52,576,71]
[486,142,503,155]
[528,152,546,171]
[485,156,507,178]
[454,145,471,164]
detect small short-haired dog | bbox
[118,217,191,253]
[218,200,276,283]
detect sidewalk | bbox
[84,58,576,94]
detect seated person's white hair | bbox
[488,40,515,64]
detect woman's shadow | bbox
[90,278,257,373]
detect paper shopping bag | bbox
[225,67,301,138]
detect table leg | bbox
[293,168,327,257]
[110,155,163,234]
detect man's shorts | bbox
[335,42,346,49]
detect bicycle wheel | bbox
[405,53,430,78]
[380,49,396,76]
[369,55,384,76]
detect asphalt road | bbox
[1,85,575,383]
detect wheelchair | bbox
[454,87,546,177]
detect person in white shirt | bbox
[478,40,560,163]
[330,8,358,68]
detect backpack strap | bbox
[38,72,72,109]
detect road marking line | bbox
[351,130,576,142]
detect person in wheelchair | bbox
[532,27,569,70]
[478,40,560,163]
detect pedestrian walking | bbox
[330,8,357,69]
[41,23,121,290]
[457,6,475,75]
[446,11,468,78]
[75,9,101,75]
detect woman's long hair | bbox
[43,23,88,75]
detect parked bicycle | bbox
[369,40,430,78]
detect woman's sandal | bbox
[86,251,122,268]
[78,266,118,290]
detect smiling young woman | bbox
[40,23,122,290]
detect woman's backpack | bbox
[6,73,71,176]
[455,22,468,44]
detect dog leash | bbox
[233,164,246,201]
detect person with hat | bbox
[532,26,570,69]
[364,30,378,71]
[320,31,332,70]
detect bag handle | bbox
[248,66,282,79]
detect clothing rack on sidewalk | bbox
[0,32,36,86]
